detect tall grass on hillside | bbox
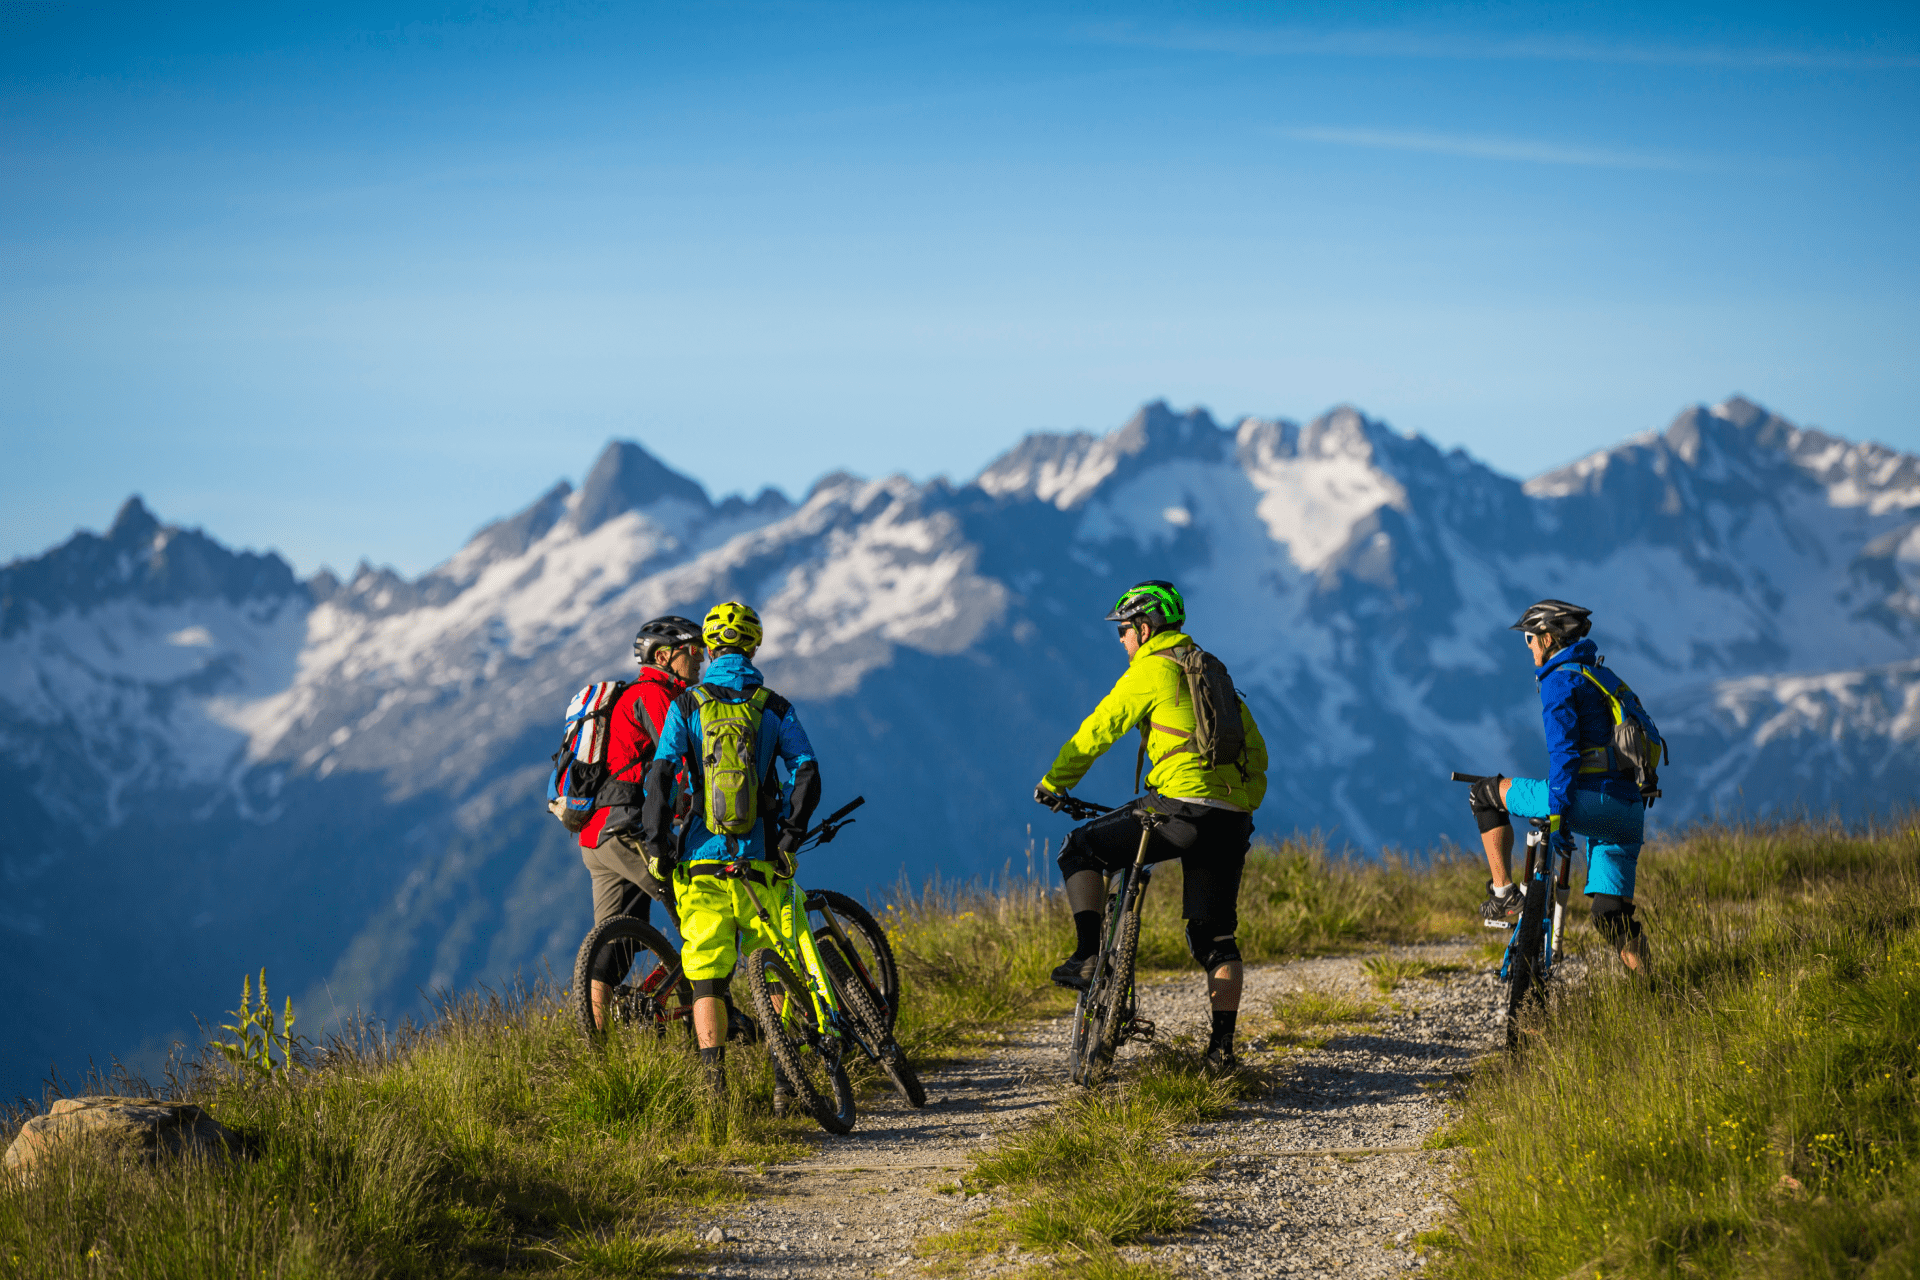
[0,985,795,1279]
[880,834,1482,1061]
[0,832,1481,1277]
[1441,820,1920,1279]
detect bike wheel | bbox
[1087,893,1143,1083]
[819,937,927,1107]
[743,946,857,1134]
[1505,878,1550,1051]
[571,916,692,1042]
[1066,885,1135,1088]
[1066,984,1095,1087]
[807,890,900,1027]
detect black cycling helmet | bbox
[1105,580,1186,631]
[1510,599,1592,641]
[634,615,703,664]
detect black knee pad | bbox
[1057,827,1101,880]
[589,944,634,987]
[1469,775,1510,833]
[1186,918,1242,970]
[690,976,732,1000]
[1589,895,1638,947]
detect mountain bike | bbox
[1046,794,1163,1087]
[1451,771,1572,1050]
[735,796,927,1133]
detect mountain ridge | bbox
[3,395,1917,1101]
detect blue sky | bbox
[4,1,1916,577]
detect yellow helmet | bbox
[702,601,763,654]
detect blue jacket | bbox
[650,652,819,865]
[1536,638,1643,819]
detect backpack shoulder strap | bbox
[1573,665,1625,721]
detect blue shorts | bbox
[1505,777,1646,898]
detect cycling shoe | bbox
[1050,954,1097,989]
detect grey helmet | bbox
[1510,599,1592,641]
[634,615,703,664]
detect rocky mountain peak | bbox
[107,495,163,546]
[570,440,711,535]
[1110,400,1228,462]
[0,498,301,636]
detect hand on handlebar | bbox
[1034,783,1067,812]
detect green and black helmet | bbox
[1510,599,1592,640]
[1105,580,1186,631]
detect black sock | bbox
[700,1045,725,1067]
[1072,910,1102,958]
[1209,1010,1237,1050]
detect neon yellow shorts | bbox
[673,864,808,984]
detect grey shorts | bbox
[580,834,658,927]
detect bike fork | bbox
[1498,825,1548,983]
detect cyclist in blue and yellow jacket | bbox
[639,601,823,1107]
[1467,599,1655,975]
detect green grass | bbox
[1439,819,1920,1279]
[0,834,1481,1278]
[917,1046,1245,1279]
[0,984,796,1279]
[19,819,1918,1279]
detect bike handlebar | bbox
[1449,771,1497,784]
[1041,793,1113,821]
[797,795,865,851]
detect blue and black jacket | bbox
[639,652,822,867]
[1536,637,1644,822]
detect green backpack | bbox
[690,685,774,836]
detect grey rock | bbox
[3,1096,236,1173]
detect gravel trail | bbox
[691,939,1507,1279]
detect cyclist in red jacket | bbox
[580,615,703,1026]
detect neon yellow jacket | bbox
[1039,630,1268,810]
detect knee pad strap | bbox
[690,977,731,1000]
[1589,894,1636,947]
[1186,918,1242,970]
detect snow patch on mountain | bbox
[1238,411,1410,573]
[0,595,308,813]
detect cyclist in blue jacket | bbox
[1468,600,1654,976]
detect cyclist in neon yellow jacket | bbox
[1034,580,1268,1075]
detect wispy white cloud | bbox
[1084,22,1920,71]
[1276,125,1692,170]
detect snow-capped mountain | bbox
[3,396,1916,1098]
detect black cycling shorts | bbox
[1056,795,1253,923]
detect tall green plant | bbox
[212,969,303,1078]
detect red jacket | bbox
[579,665,689,848]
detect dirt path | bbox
[692,939,1507,1279]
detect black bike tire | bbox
[1505,878,1550,1051]
[808,890,900,1026]
[1066,894,1122,1087]
[571,915,691,1042]
[1087,889,1143,1083]
[743,946,856,1134]
[818,938,926,1107]
[1066,983,1097,1087]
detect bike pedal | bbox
[1126,1019,1156,1043]
[1483,919,1513,930]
